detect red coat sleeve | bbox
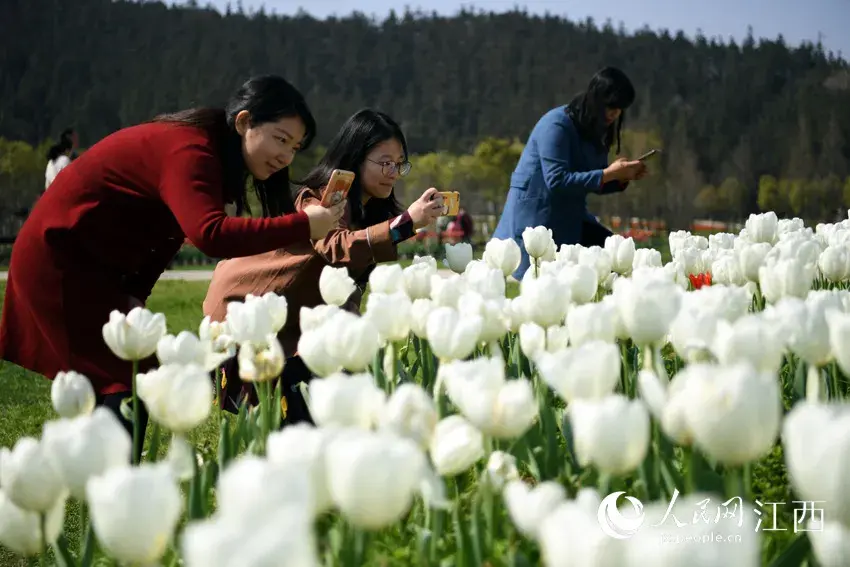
[157,142,311,258]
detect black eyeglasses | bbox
[367,159,411,177]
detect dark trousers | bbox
[215,354,314,427]
[580,220,614,247]
[97,391,149,463]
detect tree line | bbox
[2,0,849,231]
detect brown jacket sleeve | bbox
[295,188,399,269]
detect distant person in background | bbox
[202,108,443,425]
[44,137,73,190]
[455,206,473,243]
[492,66,648,280]
[0,75,344,458]
[61,127,80,160]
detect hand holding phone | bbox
[320,169,356,207]
[636,149,661,161]
[435,191,460,216]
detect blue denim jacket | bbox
[492,105,625,279]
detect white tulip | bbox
[0,437,66,512]
[0,490,66,557]
[632,247,662,270]
[556,243,582,263]
[808,521,850,567]
[759,256,816,304]
[708,232,736,251]
[604,234,635,275]
[299,304,342,333]
[522,226,553,259]
[365,291,412,343]
[462,260,506,300]
[429,415,484,476]
[569,394,650,475]
[538,490,625,564]
[325,430,429,529]
[457,291,509,343]
[409,298,434,338]
[519,273,570,328]
[486,451,519,489]
[198,316,234,354]
[41,408,131,499]
[711,253,747,286]
[667,363,782,466]
[782,402,850,527]
[217,455,316,519]
[325,310,381,372]
[712,314,786,374]
[136,363,213,433]
[402,262,435,300]
[298,327,343,377]
[440,356,538,439]
[444,242,473,273]
[244,291,288,332]
[819,245,850,283]
[535,341,621,402]
[236,335,285,382]
[578,246,613,285]
[267,424,337,514]
[745,211,779,245]
[735,241,772,282]
[379,383,438,449]
[483,238,522,277]
[566,301,618,346]
[51,370,95,419]
[504,479,565,539]
[157,330,231,371]
[429,272,466,308]
[623,492,760,567]
[555,263,598,305]
[426,306,482,361]
[226,298,277,345]
[369,263,405,294]
[612,274,682,346]
[181,505,318,567]
[102,307,166,361]
[319,265,356,306]
[86,464,182,565]
[308,373,386,430]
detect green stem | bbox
[131,359,141,466]
[39,513,47,567]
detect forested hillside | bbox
[2,0,849,229]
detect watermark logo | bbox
[597,491,645,539]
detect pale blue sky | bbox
[200,0,849,59]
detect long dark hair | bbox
[567,67,635,154]
[299,109,405,227]
[153,75,316,217]
[46,138,71,161]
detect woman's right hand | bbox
[303,201,346,239]
[603,158,646,183]
[408,188,445,229]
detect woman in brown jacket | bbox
[203,108,444,423]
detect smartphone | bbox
[320,169,356,207]
[435,191,460,216]
[636,149,661,161]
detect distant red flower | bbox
[688,272,712,289]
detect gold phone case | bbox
[438,191,460,216]
[322,169,356,206]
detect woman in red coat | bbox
[0,75,344,442]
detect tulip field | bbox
[4,210,850,566]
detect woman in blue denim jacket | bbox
[493,67,647,279]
